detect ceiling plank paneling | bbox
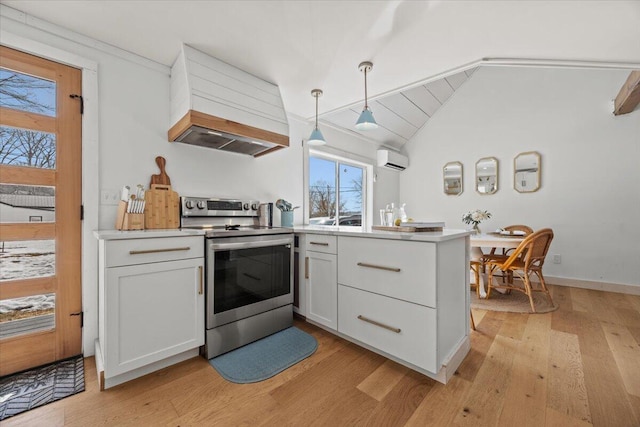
[424,78,455,104]
[445,71,470,91]
[376,93,429,129]
[402,86,442,117]
[368,102,418,140]
[323,68,477,147]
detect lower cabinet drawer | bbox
[338,284,437,373]
[105,236,204,267]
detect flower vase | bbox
[472,224,481,235]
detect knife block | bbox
[115,200,145,230]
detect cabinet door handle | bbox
[305,257,309,279]
[129,247,190,255]
[357,262,401,273]
[310,242,329,246]
[198,266,203,295]
[357,315,401,334]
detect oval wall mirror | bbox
[476,157,498,195]
[514,151,541,193]
[443,161,463,196]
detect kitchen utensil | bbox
[275,199,286,211]
[150,156,171,186]
[144,184,179,229]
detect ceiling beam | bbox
[613,70,640,115]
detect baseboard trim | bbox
[543,276,640,296]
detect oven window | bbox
[213,244,290,313]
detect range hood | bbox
[168,45,289,157]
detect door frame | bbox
[1,30,99,356]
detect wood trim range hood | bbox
[168,45,289,157]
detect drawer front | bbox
[305,234,337,254]
[338,285,437,373]
[106,236,204,267]
[338,237,436,307]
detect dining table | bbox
[470,232,525,298]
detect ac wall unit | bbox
[377,149,408,171]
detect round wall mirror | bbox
[443,161,463,196]
[476,157,498,195]
[514,151,541,193]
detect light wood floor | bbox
[3,285,639,426]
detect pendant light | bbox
[308,89,326,145]
[355,61,378,130]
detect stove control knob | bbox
[185,200,194,209]
[196,201,206,209]
[251,203,258,211]
[243,203,249,210]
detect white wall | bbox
[400,66,640,288]
[1,9,397,355]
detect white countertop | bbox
[94,229,205,240]
[294,225,471,242]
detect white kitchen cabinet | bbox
[304,234,338,330]
[95,234,204,390]
[336,235,467,383]
[338,284,437,372]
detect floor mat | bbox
[209,326,318,384]
[0,355,85,420]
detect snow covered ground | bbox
[0,240,55,281]
[0,240,55,325]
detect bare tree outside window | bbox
[309,180,346,218]
[0,69,55,116]
[0,68,57,169]
[0,127,56,168]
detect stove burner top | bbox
[224,224,241,231]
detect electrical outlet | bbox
[100,189,120,205]
[553,254,561,264]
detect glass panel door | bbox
[0,46,82,375]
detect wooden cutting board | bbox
[149,156,171,187]
[144,184,179,229]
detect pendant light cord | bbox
[363,68,369,109]
[315,92,319,130]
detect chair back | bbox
[522,228,554,271]
[500,228,554,270]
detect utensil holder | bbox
[280,211,293,227]
[115,200,145,230]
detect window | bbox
[308,153,365,227]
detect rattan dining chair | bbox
[482,224,534,283]
[486,228,554,313]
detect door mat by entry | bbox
[0,355,85,420]
[209,327,318,384]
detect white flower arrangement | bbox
[462,209,492,227]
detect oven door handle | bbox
[210,238,293,251]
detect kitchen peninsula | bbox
[294,226,471,384]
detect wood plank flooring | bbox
[3,285,639,426]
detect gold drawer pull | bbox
[310,242,329,246]
[129,247,191,255]
[357,315,401,334]
[357,262,401,273]
[198,266,203,295]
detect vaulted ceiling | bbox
[2,1,639,141]
[322,68,477,149]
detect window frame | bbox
[306,149,370,228]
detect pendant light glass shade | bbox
[308,89,326,145]
[308,128,326,145]
[356,107,377,130]
[355,61,378,130]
